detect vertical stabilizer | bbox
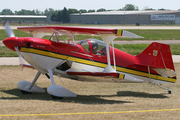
[136,42,175,72]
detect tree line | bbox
[0,4,178,23]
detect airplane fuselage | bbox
[3,37,176,84]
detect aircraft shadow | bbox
[117,91,169,98]
[0,88,131,104]
[0,89,169,104]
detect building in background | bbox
[70,10,180,25]
[0,15,47,23]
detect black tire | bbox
[168,90,171,94]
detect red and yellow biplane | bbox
[3,21,177,99]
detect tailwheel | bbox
[51,95,64,100]
[20,90,32,94]
[156,83,172,94]
[168,90,171,94]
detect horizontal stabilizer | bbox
[153,68,177,79]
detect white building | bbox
[70,10,180,25]
[0,15,47,23]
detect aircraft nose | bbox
[3,37,23,51]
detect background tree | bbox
[79,9,87,13]
[62,7,69,23]
[97,8,106,12]
[143,6,155,11]
[0,9,14,15]
[15,9,33,15]
[44,8,55,16]
[158,8,166,11]
[57,10,62,22]
[68,8,79,14]
[123,4,139,11]
[51,10,58,22]
[88,9,95,12]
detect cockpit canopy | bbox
[77,39,107,56]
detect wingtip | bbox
[122,30,144,38]
[136,35,144,38]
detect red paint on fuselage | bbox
[3,37,175,76]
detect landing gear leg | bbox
[47,69,64,99]
[29,71,41,90]
[156,83,171,94]
[47,69,77,99]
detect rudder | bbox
[136,42,175,71]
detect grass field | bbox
[0,65,180,119]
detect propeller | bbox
[4,20,26,68]
[4,20,15,38]
[14,46,25,67]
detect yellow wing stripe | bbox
[20,47,176,83]
[116,30,123,36]
[119,73,125,79]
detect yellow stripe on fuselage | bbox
[20,47,176,83]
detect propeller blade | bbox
[4,20,15,37]
[14,46,25,66]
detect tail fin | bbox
[136,42,176,78]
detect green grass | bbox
[0,30,31,40]
[114,44,149,55]
[126,29,180,40]
[0,46,17,57]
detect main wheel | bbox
[20,90,32,94]
[51,95,64,100]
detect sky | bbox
[0,0,179,12]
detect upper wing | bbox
[17,26,143,38]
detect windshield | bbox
[77,39,107,56]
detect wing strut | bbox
[100,34,117,73]
[112,40,116,71]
